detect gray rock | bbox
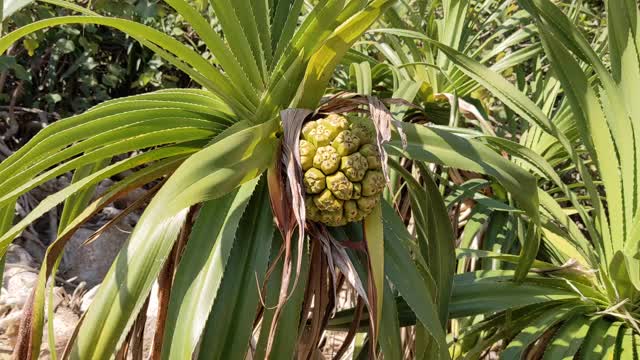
[4,244,37,269]
[62,221,131,287]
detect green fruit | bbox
[306,197,322,222]
[362,170,385,196]
[314,189,343,212]
[349,116,376,145]
[357,196,379,214]
[320,210,347,227]
[344,200,360,222]
[301,114,384,227]
[326,171,353,200]
[359,144,381,169]
[304,168,326,194]
[313,146,341,175]
[300,140,316,170]
[340,152,368,182]
[352,183,362,199]
[332,130,360,156]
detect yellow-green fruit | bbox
[357,196,379,214]
[350,116,376,145]
[314,189,343,212]
[344,200,360,222]
[360,144,381,169]
[362,170,385,196]
[340,153,368,182]
[313,146,340,174]
[301,114,385,227]
[352,183,362,199]
[332,130,360,156]
[306,197,322,222]
[300,140,316,170]
[321,210,347,227]
[304,168,326,194]
[326,171,353,200]
[322,113,350,131]
[306,119,343,147]
[302,122,317,140]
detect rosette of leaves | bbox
[301,113,385,227]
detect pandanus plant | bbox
[0,0,541,358]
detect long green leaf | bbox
[502,303,585,359]
[161,178,260,359]
[0,126,215,203]
[164,0,260,104]
[378,279,402,360]
[70,120,278,358]
[385,122,540,279]
[209,0,266,88]
[45,160,111,359]
[543,315,591,360]
[297,0,396,108]
[579,319,619,360]
[388,160,454,325]
[381,201,449,359]
[0,90,231,179]
[519,0,637,256]
[21,156,184,359]
[535,22,622,262]
[269,0,304,66]
[450,271,580,318]
[615,326,638,359]
[0,146,198,252]
[197,179,274,359]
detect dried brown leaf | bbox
[265,108,313,360]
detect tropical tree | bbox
[0,0,545,359]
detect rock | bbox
[94,179,147,210]
[4,244,37,269]
[2,245,38,310]
[62,221,132,287]
[2,267,37,309]
[0,245,40,353]
[143,282,159,357]
[113,188,147,210]
[93,179,115,199]
[40,305,80,359]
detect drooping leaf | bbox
[542,315,591,360]
[386,122,541,280]
[381,201,449,359]
[161,178,260,359]
[70,120,278,358]
[450,271,580,318]
[197,179,274,359]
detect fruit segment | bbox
[301,114,384,226]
